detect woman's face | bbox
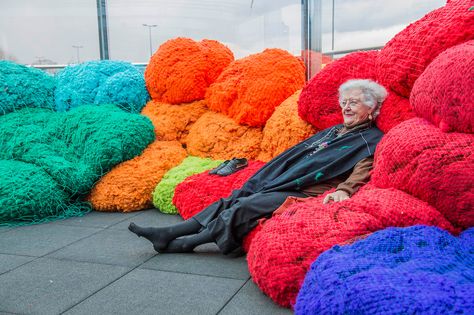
[340,89,374,128]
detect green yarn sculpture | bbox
[0,60,55,115]
[153,156,223,214]
[0,105,155,225]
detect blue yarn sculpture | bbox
[0,60,55,115]
[55,60,150,113]
[295,225,474,315]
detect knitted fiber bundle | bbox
[247,185,455,308]
[298,51,377,130]
[173,160,265,220]
[55,60,149,112]
[206,48,306,127]
[375,91,414,133]
[410,40,474,133]
[0,160,89,226]
[141,99,208,143]
[258,90,316,162]
[371,118,474,229]
[0,60,55,115]
[185,112,263,160]
[152,156,222,214]
[376,0,474,98]
[145,38,234,104]
[0,106,154,196]
[295,226,474,315]
[88,140,186,212]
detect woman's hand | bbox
[323,190,350,204]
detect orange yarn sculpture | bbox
[258,90,316,162]
[145,38,234,104]
[206,48,306,127]
[185,112,263,160]
[141,99,208,143]
[88,141,186,212]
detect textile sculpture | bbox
[152,156,222,214]
[145,37,234,104]
[141,100,208,143]
[374,91,413,133]
[0,61,55,115]
[55,60,149,113]
[206,48,306,127]
[247,185,456,307]
[88,141,186,212]
[410,40,474,133]
[258,90,316,162]
[295,226,474,315]
[185,112,263,160]
[0,105,154,225]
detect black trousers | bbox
[193,188,307,254]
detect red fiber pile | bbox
[145,38,234,104]
[258,90,316,162]
[298,51,377,130]
[173,160,265,220]
[206,48,305,127]
[376,0,474,98]
[375,91,414,133]
[247,185,456,308]
[410,40,474,133]
[371,118,474,229]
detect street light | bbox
[72,45,83,64]
[142,24,158,58]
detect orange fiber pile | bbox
[141,100,208,143]
[88,140,186,212]
[185,112,263,160]
[258,90,316,162]
[206,48,306,127]
[145,38,234,104]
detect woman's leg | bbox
[161,229,214,253]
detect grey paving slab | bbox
[64,268,245,315]
[0,226,13,234]
[0,253,36,275]
[48,229,156,267]
[110,209,184,230]
[0,224,100,256]
[51,210,141,228]
[219,280,293,315]
[142,243,250,280]
[0,257,128,315]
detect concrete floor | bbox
[0,210,292,315]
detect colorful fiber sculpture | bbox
[152,156,223,214]
[145,38,234,104]
[295,226,474,314]
[374,91,414,133]
[173,160,265,220]
[371,118,474,229]
[0,105,154,225]
[258,90,316,162]
[141,99,208,143]
[410,40,474,133]
[88,140,187,212]
[0,61,55,115]
[185,112,263,160]
[55,60,149,112]
[298,51,377,130]
[206,48,306,127]
[376,0,474,98]
[247,185,455,308]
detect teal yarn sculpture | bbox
[0,60,55,115]
[0,105,155,225]
[153,156,223,214]
[55,60,150,113]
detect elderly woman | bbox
[129,79,387,254]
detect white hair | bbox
[338,79,387,118]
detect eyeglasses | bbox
[339,98,363,109]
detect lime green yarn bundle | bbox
[153,156,223,214]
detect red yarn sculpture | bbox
[375,91,414,133]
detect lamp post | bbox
[142,24,157,58]
[72,45,83,64]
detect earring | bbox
[369,114,373,120]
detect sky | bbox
[0,0,445,65]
